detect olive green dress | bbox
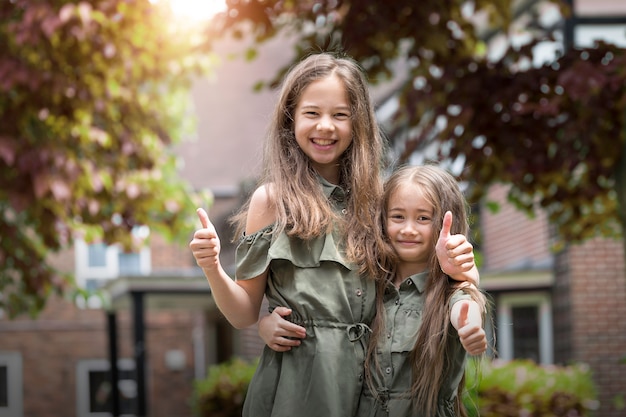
[237,178,376,417]
[357,271,471,417]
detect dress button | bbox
[387,333,391,339]
[385,367,392,374]
[356,289,362,297]
[407,279,412,285]
[395,299,399,305]
[341,208,347,215]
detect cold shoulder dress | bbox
[237,178,376,417]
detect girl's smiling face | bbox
[386,183,435,278]
[294,73,353,183]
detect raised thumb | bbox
[458,301,469,328]
[196,207,211,229]
[440,210,452,240]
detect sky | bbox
[153,0,227,22]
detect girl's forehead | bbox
[313,73,343,87]
[389,183,432,205]
[393,181,425,195]
[297,75,350,105]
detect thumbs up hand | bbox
[453,300,487,356]
[435,211,475,278]
[189,208,222,271]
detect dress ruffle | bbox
[236,222,353,280]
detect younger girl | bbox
[360,164,488,417]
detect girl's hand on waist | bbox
[259,306,307,352]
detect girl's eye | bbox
[390,215,404,221]
[335,112,350,119]
[305,111,318,116]
[417,216,431,223]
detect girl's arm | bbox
[190,208,267,329]
[258,307,307,352]
[189,185,275,329]
[451,299,487,356]
[436,211,480,285]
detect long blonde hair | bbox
[232,52,388,277]
[367,164,487,416]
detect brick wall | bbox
[552,247,573,364]
[483,184,626,417]
[0,296,203,417]
[565,238,626,416]
[481,185,553,272]
[150,233,196,272]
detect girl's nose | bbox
[316,116,335,132]
[401,223,418,235]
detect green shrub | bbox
[463,359,598,417]
[191,357,259,417]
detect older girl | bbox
[190,52,389,417]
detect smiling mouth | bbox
[398,240,420,245]
[312,138,336,146]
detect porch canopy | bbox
[102,274,214,417]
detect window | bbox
[0,352,23,417]
[87,243,108,268]
[76,359,137,417]
[75,241,151,285]
[118,252,143,276]
[74,227,151,309]
[496,292,553,364]
[511,305,540,361]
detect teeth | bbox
[314,139,334,146]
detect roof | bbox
[103,275,216,311]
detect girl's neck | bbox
[314,165,341,185]
[395,263,426,286]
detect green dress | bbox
[236,178,376,417]
[357,271,470,417]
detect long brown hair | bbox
[232,52,388,277]
[367,164,487,416]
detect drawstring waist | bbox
[278,313,372,342]
[346,322,371,342]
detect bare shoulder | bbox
[246,184,277,234]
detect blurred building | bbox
[1,1,626,417]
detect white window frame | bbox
[0,351,23,417]
[75,240,120,284]
[76,358,136,417]
[497,292,554,365]
[74,239,151,288]
[575,24,626,48]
